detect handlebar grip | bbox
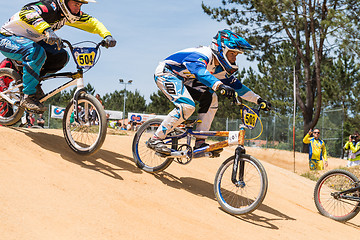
[259,102,266,109]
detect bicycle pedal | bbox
[210,152,221,158]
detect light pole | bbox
[119,79,133,127]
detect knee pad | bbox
[181,102,196,120]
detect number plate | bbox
[72,47,98,69]
[241,105,259,129]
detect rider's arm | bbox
[222,76,260,104]
[322,142,328,161]
[303,134,311,144]
[66,13,112,38]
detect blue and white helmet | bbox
[210,29,253,75]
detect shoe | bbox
[147,138,171,156]
[20,94,46,112]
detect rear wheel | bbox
[0,68,24,126]
[63,93,107,155]
[314,169,360,221]
[132,118,180,173]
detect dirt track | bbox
[0,127,359,240]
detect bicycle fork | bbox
[231,145,246,187]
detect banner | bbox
[128,112,166,123]
[105,110,123,120]
[51,105,65,119]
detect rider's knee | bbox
[181,103,196,119]
[24,45,46,67]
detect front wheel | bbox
[63,93,107,155]
[314,169,360,222]
[214,154,268,215]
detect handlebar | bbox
[220,89,243,106]
[220,89,269,112]
[61,39,106,52]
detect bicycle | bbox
[314,169,360,221]
[0,39,108,155]
[132,94,268,215]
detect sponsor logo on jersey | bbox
[36,3,48,13]
[32,6,42,14]
[25,12,39,20]
[51,19,67,31]
[0,39,20,51]
[50,2,57,11]
[33,19,43,27]
[26,29,41,38]
[198,58,207,65]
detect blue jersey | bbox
[162,46,260,103]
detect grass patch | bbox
[301,165,360,182]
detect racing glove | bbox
[257,98,271,111]
[218,84,235,99]
[43,28,62,50]
[103,35,117,48]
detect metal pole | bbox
[123,85,126,126]
[293,66,296,172]
[48,104,51,128]
[119,79,133,128]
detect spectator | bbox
[89,105,98,125]
[303,128,328,170]
[95,93,104,108]
[343,131,360,167]
[127,121,132,131]
[115,119,122,129]
[26,112,35,128]
[37,113,45,128]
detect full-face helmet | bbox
[210,29,253,75]
[56,0,96,23]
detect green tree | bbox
[102,89,146,117]
[202,0,356,151]
[146,90,174,115]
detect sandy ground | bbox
[0,127,359,240]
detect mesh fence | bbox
[211,108,345,158]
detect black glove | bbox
[257,98,271,111]
[218,84,235,99]
[103,35,117,48]
[43,28,62,49]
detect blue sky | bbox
[0,0,255,103]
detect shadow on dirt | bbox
[153,171,295,229]
[11,128,142,180]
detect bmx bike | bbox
[314,169,360,221]
[132,94,268,215]
[0,39,108,155]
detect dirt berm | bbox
[0,127,359,239]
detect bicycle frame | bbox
[334,184,360,202]
[167,127,246,155]
[0,39,104,121]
